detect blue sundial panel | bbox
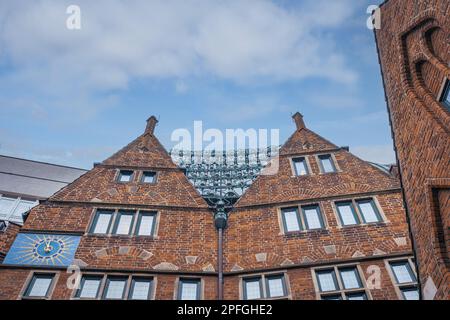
[3,233,81,266]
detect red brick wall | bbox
[375,0,450,300]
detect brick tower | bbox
[375,0,449,299]
[0,113,417,300]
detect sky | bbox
[0,0,392,170]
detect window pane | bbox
[319,155,335,173]
[118,170,133,182]
[115,213,134,235]
[282,208,300,232]
[391,262,415,284]
[142,172,156,183]
[303,206,323,229]
[104,278,127,299]
[322,294,342,300]
[339,268,362,289]
[293,158,308,176]
[244,279,262,300]
[180,280,199,300]
[27,276,53,297]
[267,276,285,298]
[357,200,381,223]
[442,81,450,108]
[0,197,16,219]
[137,213,155,236]
[336,203,358,226]
[92,212,112,234]
[129,279,152,300]
[79,277,101,298]
[346,292,367,300]
[402,288,419,300]
[317,270,338,292]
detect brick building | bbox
[375,0,449,300]
[0,113,417,300]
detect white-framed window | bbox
[313,265,370,300]
[22,273,56,299]
[0,195,38,224]
[318,154,337,173]
[281,204,325,233]
[141,171,157,184]
[335,198,383,227]
[242,273,288,300]
[292,157,309,176]
[117,170,134,183]
[89,209,157,237]
[178,278,201,300]
[387,258,419,300]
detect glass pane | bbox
[115,214,133,235]
[294,158,308,176]
[358,200,380,223]
[267,276,285,298]
[317,270,338,292]
[339,268,361,289]
[119,171,132,182]
[320,156,335,173]
[28,276,52,297]
[137,214,154,236]
[337,203,358,226]
[346,292,367,300]
[105,279,126,299]
[282,209,300,232]
[303,206,323,229]
[0,197,16,218]
[391,262,415,284]
[143,172,155,183]
[180,281,199,300]
[322,294,342,300]
[443,83,450,106]
[130,279,151,300]
[245,279,261,300]
[79,278,101,298]
[93,213,112,234]
[402,288,419,300]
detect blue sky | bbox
[0,0,391,169]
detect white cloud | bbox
[0,0,359,96]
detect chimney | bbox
[145,116,158,135]
[292,112,305,130]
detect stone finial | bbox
[145,115,158,135]
[292,112,305,130]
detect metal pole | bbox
[218,227,224,300]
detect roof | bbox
[0,155,87,199]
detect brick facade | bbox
[375,0,449,300]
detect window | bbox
[388,259,419,300]
[75,275,103,299]
[314,266,369,300]
[129,277,153,300]
[89,209,157,237]
[23,274,55,299]
[141,171,156,184]
[356,199,382,223]
[0,195,38,223]
[318,154,336,173]
[243,274,288,300]
[281,205,325,233]
[117,170,133,182]
[301,205,325,230]
[135,211,156,236]
[335,198,384,227]
[103,277,127,300]
[281,207,301,232]
[112,211,135,235]
[292,157,309,176]
[440,79,450,110]
[178,279,201,300]
[89,210,114,234]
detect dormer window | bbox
[141,171,156,184]
[117,170,133,183]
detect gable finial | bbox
[292,112,305,130]
[145,115,158,135]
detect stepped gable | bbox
[49,116,208,208]
[236,113,400,207]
